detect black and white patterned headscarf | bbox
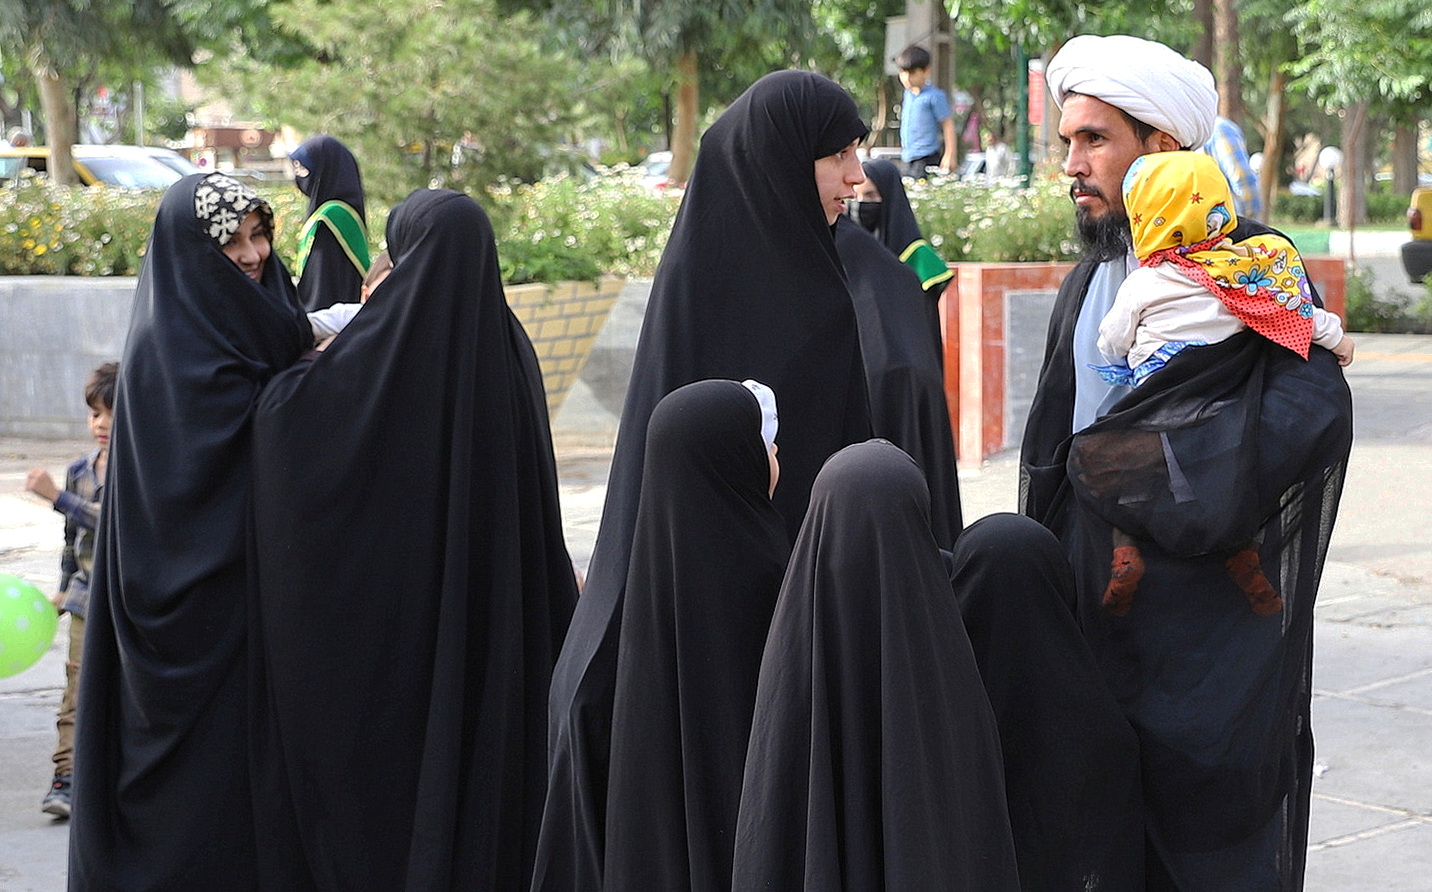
[193,173,272,247]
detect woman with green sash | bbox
[291,134,370,311]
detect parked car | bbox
[1400,187,1432,285]
[0,144,196,188]
[141,147,202,178]
[635,151,673,190]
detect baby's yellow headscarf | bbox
[1123,151,1316,358]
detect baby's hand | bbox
[24,468,60,503]
[1332,335,1355,367]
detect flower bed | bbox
[0,170,679,283]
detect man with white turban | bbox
[1043,34,1220,431]
[959,33,1353,891]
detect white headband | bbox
[741,379,779,452]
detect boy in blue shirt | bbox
[23,361,115,819]
[896,44,956,179]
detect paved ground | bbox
[3,288,1430,887]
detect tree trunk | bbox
[668,49,699,185]
[34,59,79,185]
[1259,67,1286,221]
[1192,0,1214,69]
[1392,124,1418,194]
[1338,101,1369,228]
[871,79,889,144]
[613,110,630,157]
[1213,0,1245,124]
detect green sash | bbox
[899,239,954,292]
[294,200,370,278]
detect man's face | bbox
[1058,93,1175,259]
[1059,93,1151,223]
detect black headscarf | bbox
[951,513,1147,890]
[248,188,577,891]
[601,380,790,892]
[834,214,962,547]
[859,159,924,258]
[291,134,368,311]
[70,173,308,890]
[535,69,870,891]
[732,440,1020,890]
[1018,219,1353,886]
[860,158,953,297]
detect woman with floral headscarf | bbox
[70,173,309,890]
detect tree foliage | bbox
[0,1,193,74]
[948,0,1192,57]
[1288,0,1432,118]
[214,0,583,202]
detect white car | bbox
[0,144,198,188]
[636,151,673,190]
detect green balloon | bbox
[0,572,59,678]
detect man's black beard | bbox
[1077,206,1132,262]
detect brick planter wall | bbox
[504,275,624,416]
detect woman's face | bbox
[767,441,780,498]
[814,139,867,225]
[223,210,272,280]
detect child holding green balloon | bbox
[21,360,116,820]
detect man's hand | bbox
[24,468,60,504]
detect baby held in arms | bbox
[1091,151,1354,616]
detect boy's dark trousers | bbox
[904,150,942,179]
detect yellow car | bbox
[1402,187,1432,284]
[0,144,197,188]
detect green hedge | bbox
[1275,188,1409,225]
[10,164,1429,283]
[0,170,679,284]
[906,174,1081,263]
[1343,264,1432,334]
[1,167,1088,281]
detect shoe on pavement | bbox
[42,774,71,819]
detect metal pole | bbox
[1016,45,1031,187]
[134,81,146,146]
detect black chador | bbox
[534,69,872,891]
[250,189,576,891]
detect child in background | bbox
[1090,151,1353,616]
[23,361,117,819]
[895,44,956,179]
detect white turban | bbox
[1046,35,1217,149]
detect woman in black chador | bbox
[535,69,872,891]
[834,210,962,546]
[70,173,309,890]
[852,158,954,303]
[290,133,369,311]
[601,380,789,892]
[249,189,577,891]
[732,440,1020,891]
